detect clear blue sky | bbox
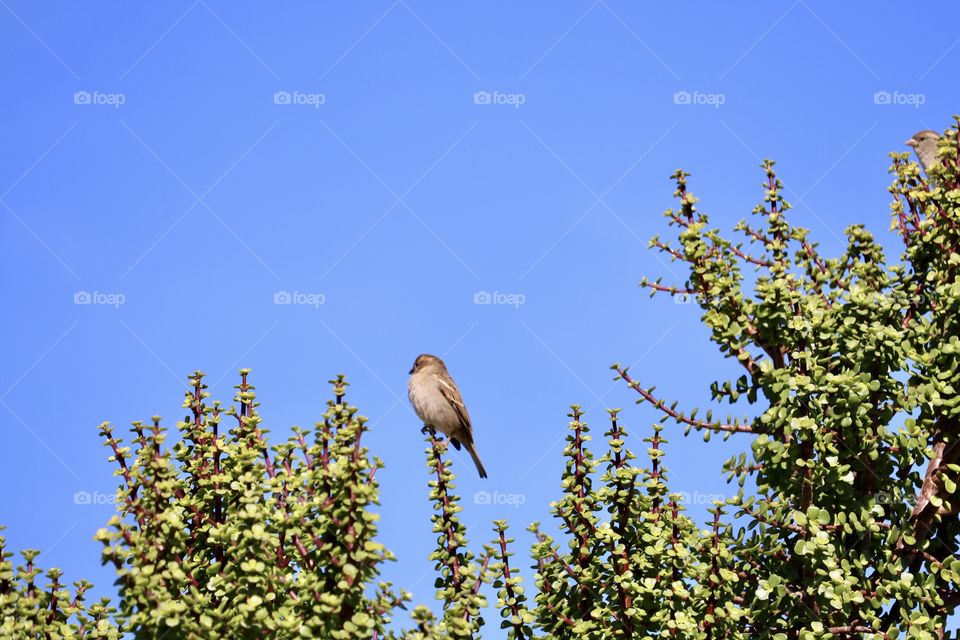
[2,1,957,631]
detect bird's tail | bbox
[464,441,488,479]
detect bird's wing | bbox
[436,374,473,436]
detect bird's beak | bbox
[409,366,415,374]
[905,139,917,147]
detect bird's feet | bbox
[420,425,436,436]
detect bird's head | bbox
[905,129,940,148]
[905,129,942,171]
[410,353,443,374]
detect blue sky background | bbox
[1,1,958,632]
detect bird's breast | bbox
[408,373,458,436]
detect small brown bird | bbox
[905,130,941,172]
[408,354,488,478]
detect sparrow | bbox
[408,354,488,479]
[905,129,941,172]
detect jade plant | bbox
[2,118,959,638]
